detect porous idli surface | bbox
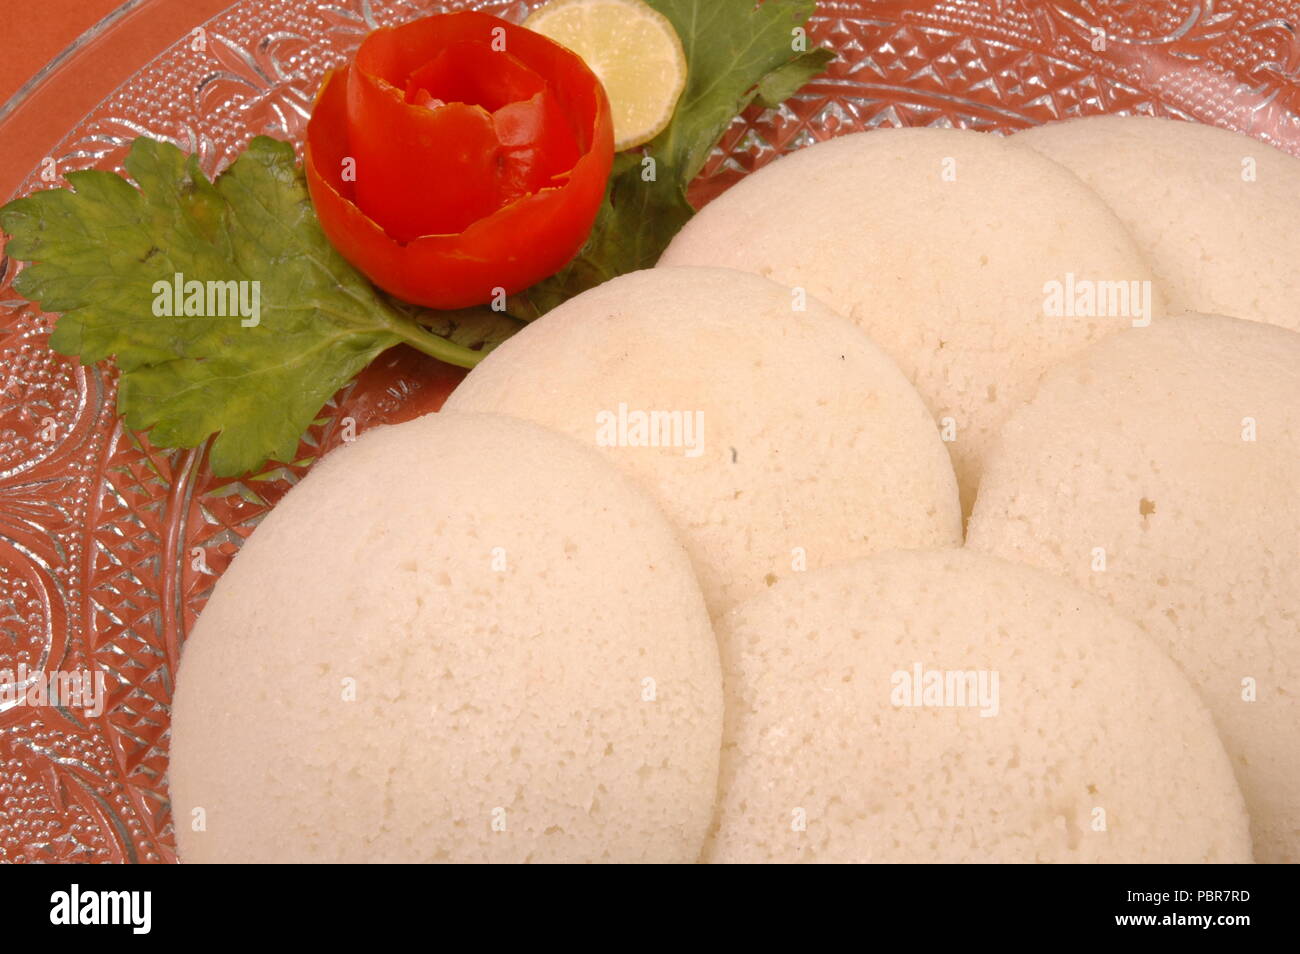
[968,314,1300,863]
[169,411,722,863]
[444,267,962,618]
[1012,115,1300,330]
[708,549,1251,863]
[658,128,1163,512]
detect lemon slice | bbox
[525,0,687,151]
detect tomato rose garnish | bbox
[305,11,614,309]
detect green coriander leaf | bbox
[385,295,526,355]
[755,47,838,109]
[509,152,694,321]
[649,0,833,182]
[0,136,482,477]
[510,0,833,320]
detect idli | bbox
[444,267,962,617]
[968,314,1300,863]
[708,549,1252,864]
[1012,115,1300,330]
[658,127,1163,512]
[169,411,722,863]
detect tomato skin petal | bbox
[307,62,613,310]
[404,42,545,113]
[494,89,583,196]
[304,11,613,310]
[347,66,502,240]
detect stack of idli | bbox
[658,127,1164,512]
[170,116,1299,864]
[170,412,723,863]
[968,315,1300,863]
[445,267,962,617]
[1010,115,1300,331]
[707,550,1251,863]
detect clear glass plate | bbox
[1,0,1297,863]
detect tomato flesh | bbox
[305,11,614,309]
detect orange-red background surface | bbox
[1,0,128,104]
[0,0,196,194]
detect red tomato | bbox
[305,11,614,309]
